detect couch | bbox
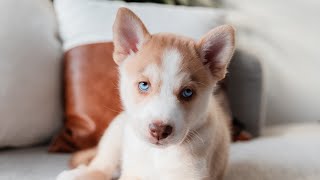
[1,0,320,180]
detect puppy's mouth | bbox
[147,137,170,148]
[152,141,165,146]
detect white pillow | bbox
[54,0,225,51]
[0,0,63,147]
[225,0,320,126]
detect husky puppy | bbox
[57,7,235,180]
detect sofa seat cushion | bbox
[2,124,320,180]
[226,123,320,180]
[227,136,320,180]
[0,147,68,180]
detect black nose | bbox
[149,122,173,140]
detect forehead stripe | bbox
[159,49,183,96]
[162,48,182,79]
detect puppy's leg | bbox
[57,113,125,180]
[69,147,98,168]
[57,167,107,180]
[87,113,125,178]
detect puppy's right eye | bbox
[138,81,149,92]
[179,88,195,102]
[181,88,193,98]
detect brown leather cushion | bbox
[49,42,122,152]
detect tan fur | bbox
[112,8,150,65]
[75,170,106,180]
[197,25,235,81]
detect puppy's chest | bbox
[122,127,207,179]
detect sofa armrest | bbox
[226,50,265,137]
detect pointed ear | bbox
[112,7,150,65]
[197,25,235,81]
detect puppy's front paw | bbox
[56,166,109,180]
[56,166,87,180]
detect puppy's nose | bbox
[149,122,173,140]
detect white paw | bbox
[56,166,87,180]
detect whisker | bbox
[192,130,205,145]
[186,133,196,157]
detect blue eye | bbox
[139,82,149,92]
[181,88,193,98]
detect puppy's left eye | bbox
[138,81,150,92]
[180,88,193,99]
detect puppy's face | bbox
[113,8,235,147]
[119,36,214,146]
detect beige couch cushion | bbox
[0,0,63,147]
[225,0,320,126]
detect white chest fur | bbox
[121,124,208,180]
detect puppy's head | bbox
[113,8,235,147]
